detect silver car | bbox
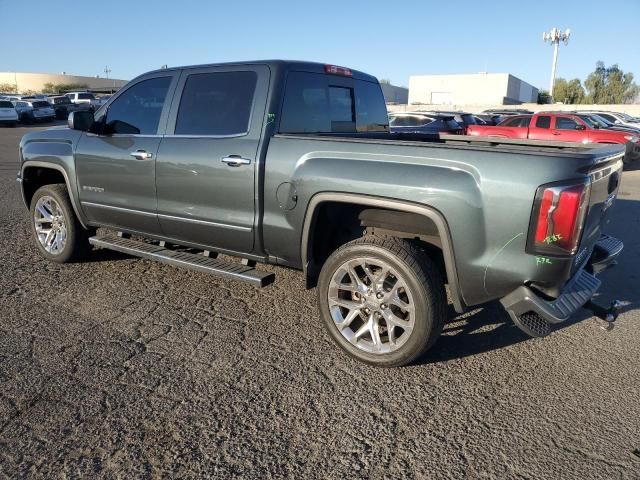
[12,100,55,123]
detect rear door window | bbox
[174,71,257,136]
[535,116,551,128]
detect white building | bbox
[408,73,538,106]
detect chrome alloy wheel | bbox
[34,195,67,255]
[327,258,415,354]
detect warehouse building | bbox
[0,72,127,93]
[408,72,538,105]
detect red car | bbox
[467,112,640,163]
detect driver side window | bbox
[105,76,171,135]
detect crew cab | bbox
[467,112,640,164]
[17,61,625,367]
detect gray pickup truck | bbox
[17,60,625,366]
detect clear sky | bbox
[2,0,639,89]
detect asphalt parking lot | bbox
[0,123,639,479]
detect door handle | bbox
[130,150,153,160]
[552,132,561,136]
[222,156,251,167]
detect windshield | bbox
[460,114,477,125]
[32,101,50,108]
[587,115,610,128]
[0,101,14,108]
[52,97,71,105]
[577,115,597,128]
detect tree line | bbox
[539,61,639,104]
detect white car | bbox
[583,111,640,129]
[0,100,18,126]
[65,91,101,111]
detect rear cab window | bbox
[279,71,388,134]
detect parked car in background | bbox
[65,92,101,111]
[47,95,79,120]
[467,112,640,165]
[575,113,640,135]
[12,100,55,123]
[474,114,500,125]
[94,95,112,108]
[418,111,477,133]
[582,110,640,129]
[388,112,463,135]
[0,100,19,126]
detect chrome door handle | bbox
[222,156,251,167]
[130,150,153,160]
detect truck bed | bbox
[275,133,625,160]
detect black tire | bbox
[317,235,447,367]
[29,184,92,263]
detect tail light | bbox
[324,64,353,77]
[527,180,591,256]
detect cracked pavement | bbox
[0,123,639,478]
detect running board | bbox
[89,234,274,287]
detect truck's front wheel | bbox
[30,184,92,263]
[317,236,447,367]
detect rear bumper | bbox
[500,234,623,332]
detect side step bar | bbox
[89,234,275,287]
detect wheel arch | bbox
[20,161,88,229]
[301,192,465,313]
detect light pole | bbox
[542,27,571,101]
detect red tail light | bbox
[528,181,591,255]
[324,64,353,77]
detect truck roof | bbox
[143,60,379,83]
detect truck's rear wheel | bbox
[30,184,91,263]
[317,236,447,367]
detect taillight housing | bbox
[324,64,353,77]
[527,180,591,256]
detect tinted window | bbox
[555,117,578,130]
[280,72,389,134]
[78,93,95,100]
[444,119,460,129]
[105,76,171,135]
[355,81,389,132]
[460,114,476,125]
[32,101,49,108]
[175,71,257,136]
[0,101,13,108]
[598,113,615,123]
[328,86,355,132]
[535,116,551,129]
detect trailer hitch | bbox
[585,299,621,331]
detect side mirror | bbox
[575,124,586,130]
[68,110,94,131]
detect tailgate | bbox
[572,152,624,273]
